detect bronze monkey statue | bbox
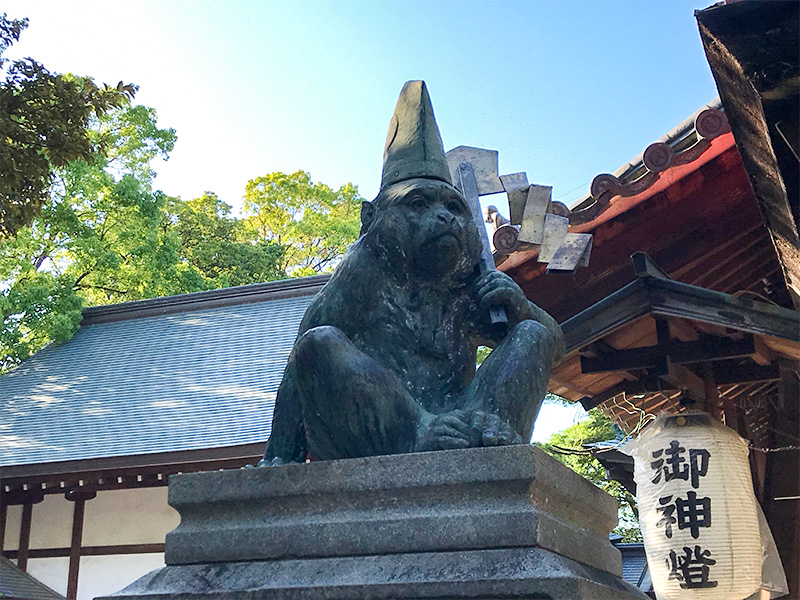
[263,81,564,464]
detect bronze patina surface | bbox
[263,81,564,464]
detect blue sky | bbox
[3,1,720,440]
[5,0,718,212]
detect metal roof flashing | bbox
[80,274,329,325]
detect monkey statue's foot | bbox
[468,410,523,447]
[257,456,295,467]
[415,409,472,452]
[414,409,522,452]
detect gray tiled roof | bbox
[0,281,319,468]
[0,556,66,599]
[615,543,651,591]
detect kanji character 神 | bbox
[656,491,711,539]
[676,490,711,539]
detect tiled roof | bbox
[0,279,322,468]
[613,543,651,591]
[0,556,65,599]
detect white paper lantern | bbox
[624,411,761,600]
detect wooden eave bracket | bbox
[560,253,800,410]
[564,253,800,349]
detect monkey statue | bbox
[262,81,564,465]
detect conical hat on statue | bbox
[380,80,453,190]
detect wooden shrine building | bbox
[495,2,800,591]
[1,277,328,598]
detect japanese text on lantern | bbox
[651,440,717,589]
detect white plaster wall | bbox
[25,557,69,596]
[3,503,21,550]
[83,487,179,545]
[25,554,166,600]
[4,486,179,597]
[30,493,73,548]
[78,553,166,600]
[4,487,179,549]
[4,493,77,551]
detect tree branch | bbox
[33,251,49,270]
[72,270,92,287]
[74,283,127,295]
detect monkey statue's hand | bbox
[415,409,474,451]
[475,270,533,327]
[468,410,523,446]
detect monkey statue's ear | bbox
[360,201,375,236]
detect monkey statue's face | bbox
[361,179,482,283]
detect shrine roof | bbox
[0,276,328,471]
[0,555,66,599]
[613,543,650,592]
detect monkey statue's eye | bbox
[446,200,464,214]
[409,195,427,210]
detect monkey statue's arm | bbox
[297,244,378,336]
[473,270,565,361]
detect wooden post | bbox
[18,501,32,572]
[763,360,800,597]
[0,502,6,554]
[66,490,95,600]
[700,362,726,423]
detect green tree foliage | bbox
[541,408,642,541]
[0,17,363,371]
[243,171,362,276]
[0,13,137,238]
[476,345,492,365]
[0,102,286,372]
[168,192,285,288]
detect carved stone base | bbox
[105,548,644,599]
[99,446,648,600]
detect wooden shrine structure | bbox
[496,2,799,591]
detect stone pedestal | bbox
[100,445,648,599]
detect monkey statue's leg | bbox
[465,319,557,442]
[292,325,419,460]
[262,359,309,466]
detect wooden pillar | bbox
[0,502,6,554]
[743,402,768,505]
[66,489,95,600]
[17,501,32,572]
[763,361,800,596]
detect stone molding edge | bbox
[167,445,616,522]
[163,445,621,574]
[101,547,649,600]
